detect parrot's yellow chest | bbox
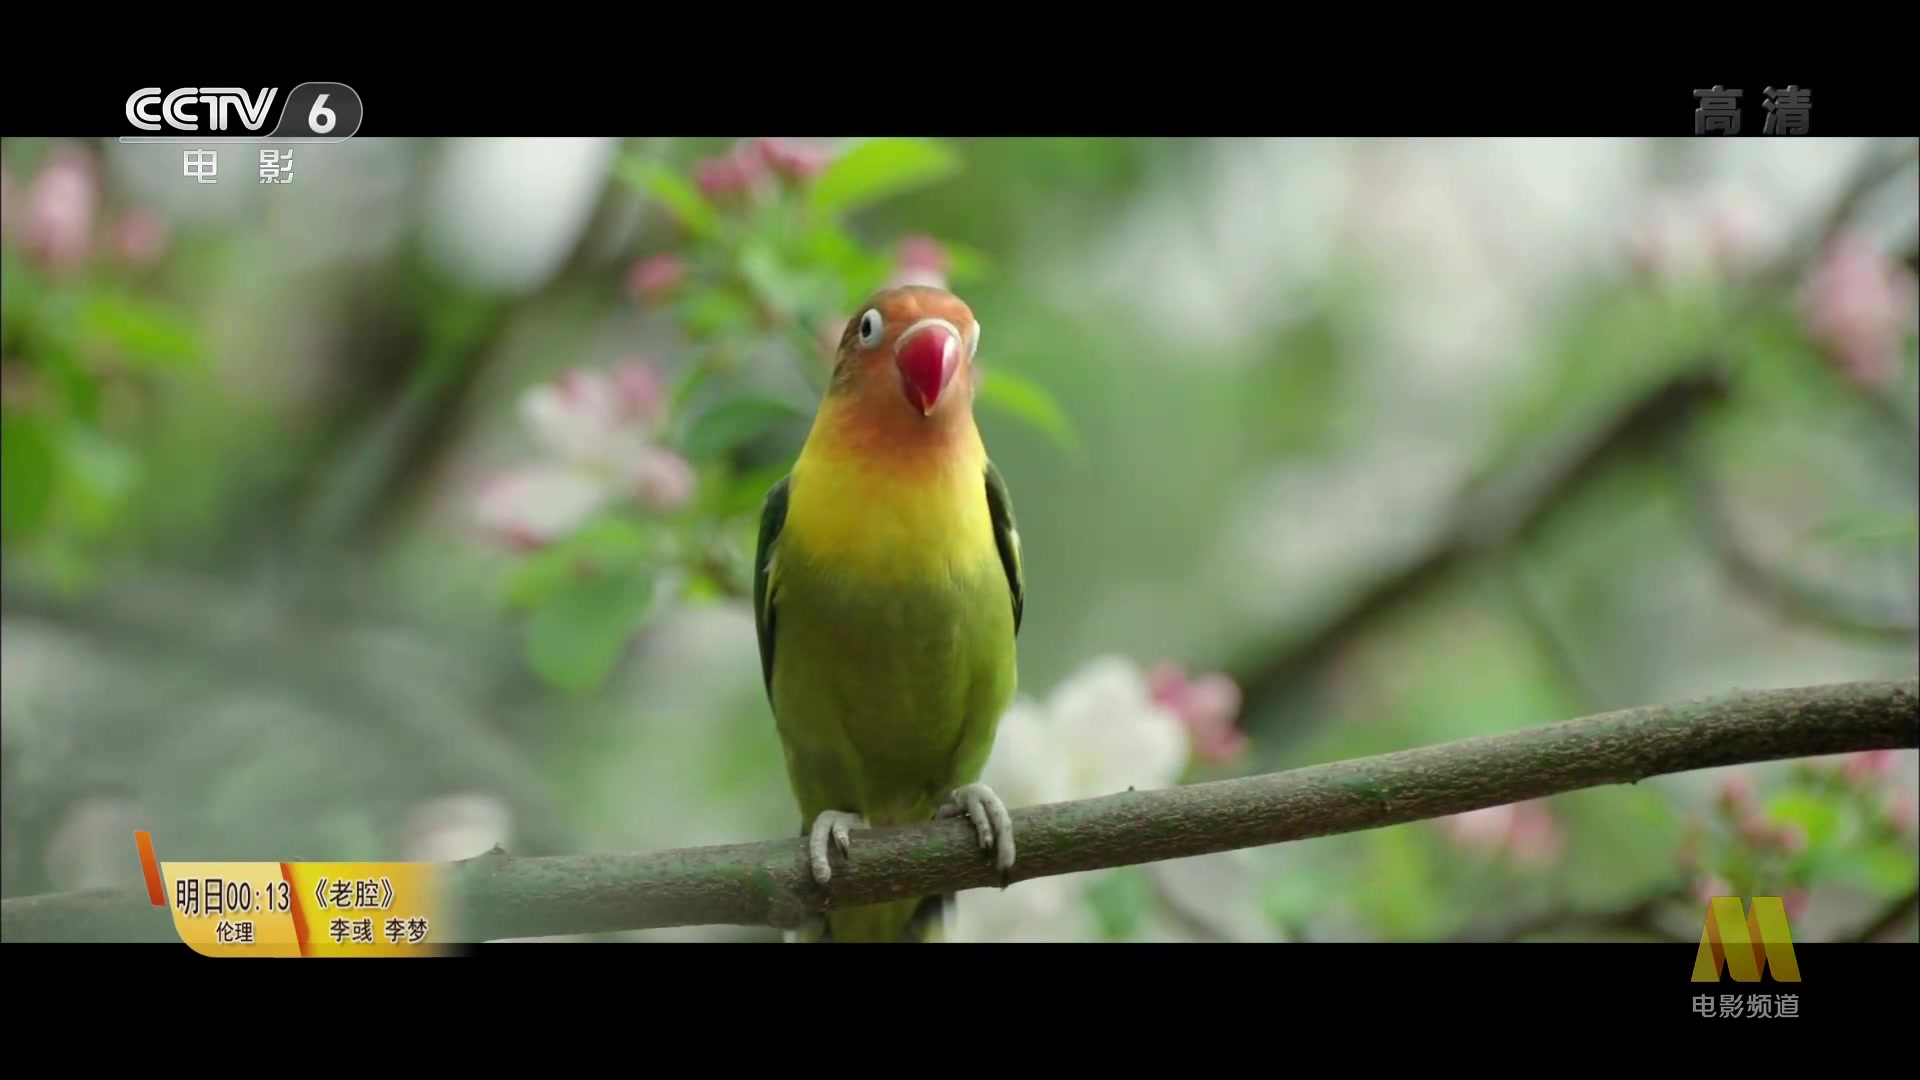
[766,429,1016,829]
[780,442,998,588]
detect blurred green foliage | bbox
[1,237,205,589]
[487,137,1076,695]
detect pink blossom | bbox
[610,359,666,425]
[625,254,684,305]
[1886,793,1917,834]
[1676,822,1703,871]
[1442,804,1515,851]
[523,360,668,465]
[694,140,774,202]
[695,156,751,199]
[1800,230,1919,389]
[1627,185,1786,285]
[897,235,948,273]
[629,447,695,512]
[754,137,831,183]
[887,234,950,290]
[470,359,693,550]
[1505,802,1564,866]
[1781,889,1810,921]
[1145,661,1248,764]
[1739,813,1778,848]
[1703,187,1779,276]
[1840,749,1898,786]
[1692,875,1734,905]
[107,208,169,267]
[22,144,100,275]
[1716,771,1754,815]
[1437,799,1564,867]
[1773,821,1808,855]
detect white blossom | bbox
[471,361,693,548]
[1627,179,1791,284]
[471,465,619,550]
[401,793,513,863]
[956,656,1194,942]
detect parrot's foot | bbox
[807,810,869,888]
[938,783,1016,881]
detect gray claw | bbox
[938,783,1017,875]
[808,810,868,887]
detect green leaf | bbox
[43,352,103,423]
[1823,843,1919,894]
[523,566,658,695]
[421,291,500,381]
[619,158,720,239]
[800,222,876,275]
[1083,868,1152,941]
[1358,825,1448,939]
[1261,871,1329,930]
[35,540,98,594]
[975,367,1079,454]
[1801,509,1920,551]
[1,249,41,327]
[681,573,727,606]
[502,516,654,611]
[737,243,839,319]
[58,425,141,535]
[1,413,58,540]
[78,290,199,368]
[504,551,577,612]
[941,242,994,283]
[736,243,801,312]
[722,463,794,520]
[678,287,758,341]
[678,396,807,461]
[800,225,894,302]
[808,138,961,219]
[1767,791,1844,850]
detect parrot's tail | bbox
[784,893,956,943]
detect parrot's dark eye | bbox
[858,308,884,348]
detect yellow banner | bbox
[1691,896,1801,983]
[137,832,451,957]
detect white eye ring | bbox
[969,319,981,359]
[857,308,884,347]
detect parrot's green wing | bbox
[984,459,1024,636]
[752,473,792,702]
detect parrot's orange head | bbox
[829,285,980,422]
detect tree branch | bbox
[1672,421,1920,638]
[4,679,1913,943]
[1234,370,1728,723]
[1446,883,1692,943]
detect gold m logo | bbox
[1692,896,1801,983]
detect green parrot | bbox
[752,284,1024,942]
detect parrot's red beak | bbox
[895,320,960,417]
